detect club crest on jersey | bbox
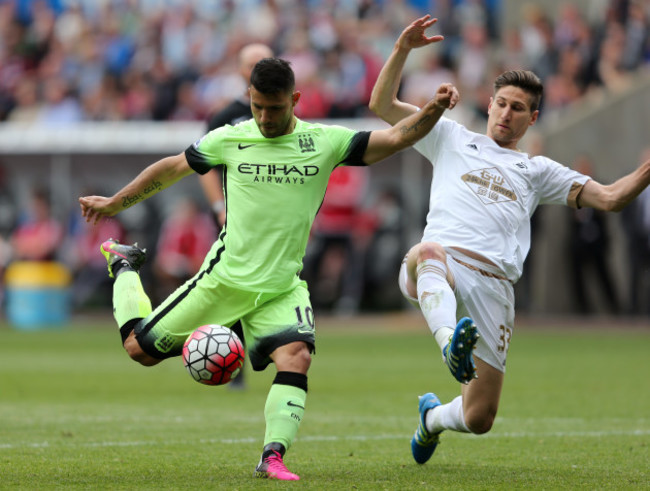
[298,133,316,153]
[462,167,518,204]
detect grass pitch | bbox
[0,313,648,489]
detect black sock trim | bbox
[273,371,308,393]
[262,442,286,457]
[119,319,140,344]
[112,260,134,278]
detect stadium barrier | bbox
[4,261,72,328]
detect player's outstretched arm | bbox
[364,83,458,165]
[578,158,650,212]
[369,14,445,125]
[79,152,194,224]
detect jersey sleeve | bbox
[184,127,227,175]
[535,156,591,208]
[325,124,370,167]
[413,116,455,166]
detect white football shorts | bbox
[398,248,515,372]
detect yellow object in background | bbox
[4,261,72,328]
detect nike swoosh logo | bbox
[238,143,256,150]
[287,401,305,409]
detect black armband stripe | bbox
[184,145,213,175]
[341,131,371,167]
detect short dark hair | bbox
[250,58,295,95]
[494,70,543,112]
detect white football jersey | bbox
[414,117,590,283]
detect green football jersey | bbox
[185,118,370,292]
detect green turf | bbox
[0,316,648,489]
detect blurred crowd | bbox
[0,0,648,126]
[1,0,650,318]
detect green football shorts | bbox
[134,274,316,371]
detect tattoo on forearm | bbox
[144,179,163,195]
[120,179,162,209]
[122,194,142,208]
[400,114,432,136]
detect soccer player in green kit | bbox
[79,58,459,481]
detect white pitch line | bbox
[0,429,648,451]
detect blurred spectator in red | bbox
[10,187,63,261]
[152,197,216,302]
[280,27,332,119]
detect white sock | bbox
[426,396,470,434]
[416,259,456,352]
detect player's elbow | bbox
[368,95,384,118]
[368,92,397,122]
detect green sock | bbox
[112,270,152,327]
[264,383,307,451]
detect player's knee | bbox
[273,341,312,373]
[465,406,497,434]
[417,242,446,263]
[123,336,160,367]
[290,344,312,371]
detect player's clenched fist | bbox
[433,83,459,111]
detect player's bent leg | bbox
[123,330,162,367]
[406,242,461,360]
[403,242,455,299]
[460,356,504,434]
[101,238,157,364]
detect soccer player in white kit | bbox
[370,15,650,464]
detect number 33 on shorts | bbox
[498,324,512,353]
